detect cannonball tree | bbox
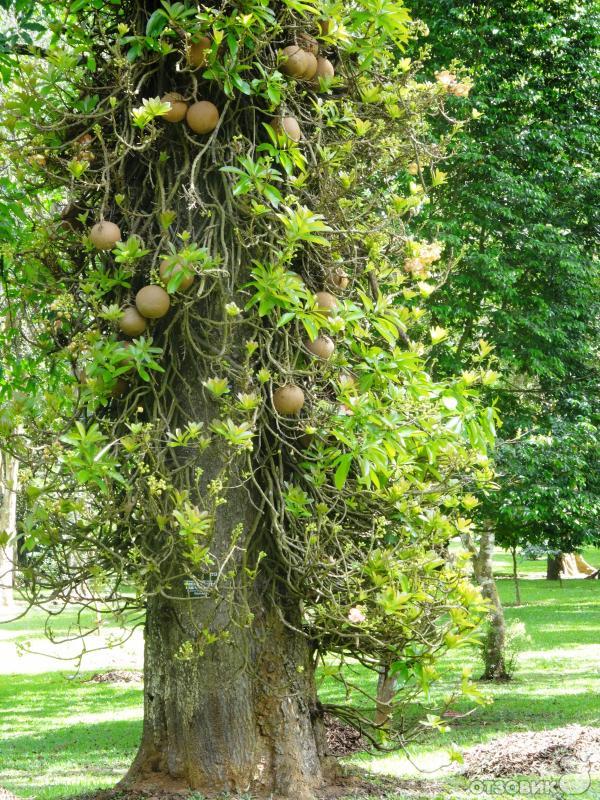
[0,0,495,795]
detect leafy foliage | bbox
[410,0,600,554]
[490,415,600,554]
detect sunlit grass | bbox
[341,575,600,799]
[0,672,142,800]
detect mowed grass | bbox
[0,672,141,797]
[0,606,143,799]
[0,549,599,800]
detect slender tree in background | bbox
[0,0,493,794]
[0,180,28,611]
[460,526,508,679]
[0,452,18,608]
[408,0,600,667]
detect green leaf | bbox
[334,453,353,489]
[146,9,168,36]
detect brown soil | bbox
[70,776,442,800]
[462,724,600,777]
[318,773,443,797]
[88,670,142,685]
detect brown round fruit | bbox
[279,45,309,78]
[119,306,147,337]
[186,100,220,135]
[89,221,121,250]
[298,32,319,55]
[159,259,195,291]
[330,268,349,289]
[272,115,302,143]
[315,56,335,81]
[122,497,135,515]
[161,92,188,123]
[273,384,305,416]
[188,36,211,68]
[135,285,171,319]
[302,52,318,80]
[315,291,338,315]
[306,335,335,360]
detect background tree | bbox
[407,0,600,671]
[0,452,19,608]
[0,0,494,795]
[0,177,30,610]
[491,413,600,581]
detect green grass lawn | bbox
[1,549,599,800]
[0,672,142,797]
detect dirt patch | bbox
[319,775,448,800]
[318,773,444,798]
[324,713,366,757]
[88,670,142,685]
[462,724,600,777]
[72,776,442,800]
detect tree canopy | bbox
[410,0,600,556]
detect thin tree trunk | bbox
[374,663,398,727]
[462,528,510,681]
[546,553,562,580]
[0,453,18,609]
[124,592,336,797]
[511,546,521,606]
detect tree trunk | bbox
[122,316,337,797]
[467,528,510,681]
[374,663,398,728]
[124,592,336,798]
[511,546,522,606]
[546,553,562,580]
[0,453,18,609]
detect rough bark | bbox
[546,553,562,580]
[463,528,510,681]
[121,307,337,797]
[124,592,336,797]
[0,453,18,609]
[100,4,341,787]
